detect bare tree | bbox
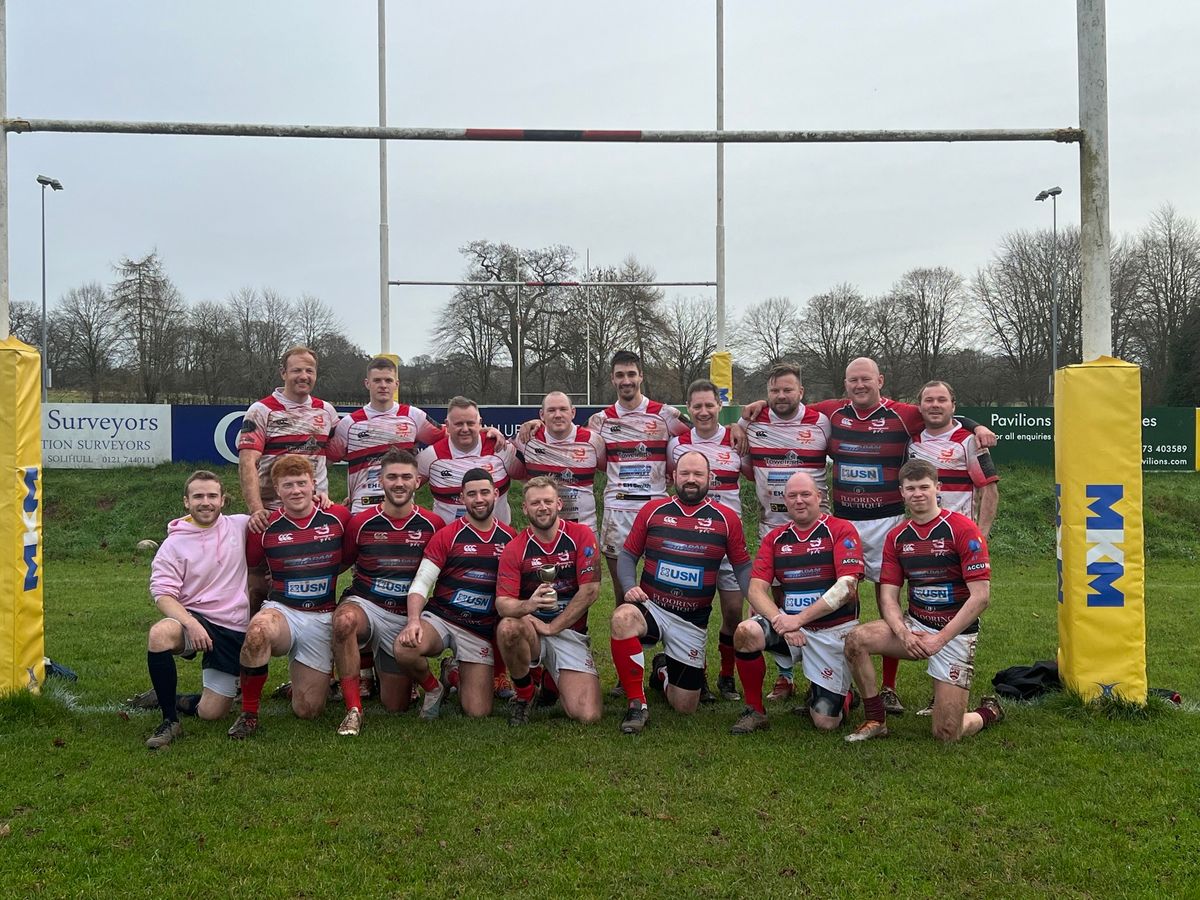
[734,296,799,373]
[658,296,719,401]
[295,293,342,349]
[111,253,188,403]
[1132,205,1200,402]
[970,230,1075,405]
[185,300,239,403]
[55,282,122,401]
[889,267,968,387]
[796,284,872,396]
[8,300,41,347]
[433,286,504,400]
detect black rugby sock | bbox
[147,650,178,722]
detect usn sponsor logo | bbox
[373,577,412,597]
[285,576,331,599]
[838,463,883,485]
[912,584,953,606]
[22,467,40,591]
[656,560,704,590]
[451,588,492,612]
[783,590,821,613]
[1085,484,1125,607]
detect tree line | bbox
[17,204,1200,407]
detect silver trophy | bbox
[537,564,558,606]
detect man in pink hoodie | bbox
[144,471,251,750]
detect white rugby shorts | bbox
[751,615,856,696]
[341,595,408,664]
[420,611,495,667]
[853,513,906,582]
[643,600,707,672]
[600,507,639,558]
[905,614,977,690]
[263,601,333,674]
[533,629,598,683]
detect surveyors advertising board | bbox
[36,404,1199,471]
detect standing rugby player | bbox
[238,346,339,515]
[514,391,605,532]
[417,396,519,525]
[495,477,603,726]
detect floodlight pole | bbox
[1076,0,1112,360]
[715,0,726,352]
[1036,186,1062,397]
[377,0,390,354]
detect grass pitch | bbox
[1,465,1198,898]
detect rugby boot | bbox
[730,707,770,735]
[879,686,905,716]
[619,702,649,735]
[125,688,158,710]
[978,695,1005,724]
[145,720,182,750]
[508,687,538,727]
[227,711,260,740]
[494,672,515,701]
[607,682,626,699]
[700,680,718,705]
[337,707,364,737]
[915,696,935,717]
[844,719,888,742]
[716,675,741,702]
[766,675,794,702]
[420,681,445,721]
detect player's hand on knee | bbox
[398,622,422,648]
[184,618,212,652]
[903,629,929,659]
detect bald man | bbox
[731,472,864,735]
[513,391,606,533]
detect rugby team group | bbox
[139,346,1005,749]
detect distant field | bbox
[1,463,1197,898]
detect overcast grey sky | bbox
[6,2,1198,361]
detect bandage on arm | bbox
[409,558,442,601]
[820,575,858,610]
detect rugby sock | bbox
[240,664,269,715]
[340,676,362,712]
[863,693,886,724]
[147,650,178,722]
[513,672,535,703]
[530,664,545,688]
[882,655,899,691]
[843,690,854,719]
[611,636,647,704]
[974,704,999,728]
[420,672,440,694]
[718,632,735,678]
[735,650,767,714]
[541,671,558,698]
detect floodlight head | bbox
[36,175,64,191]
[1035,186,1062,202]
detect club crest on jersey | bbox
[570,448,586,461]
[932,538,949,555]
[315,525,331,537]
[797,428,812,441]
[869,418,888,431]
[939,448,956,461]
[408,531,425,541]
[807,540,823,554]
[697,518,713,529]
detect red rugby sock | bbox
[340,676,362,711]
[611,636,647,704]
[718,632,735,678]
[882,655,899,691]
[735,650,766,713]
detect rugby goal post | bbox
[0,0,1142,703]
